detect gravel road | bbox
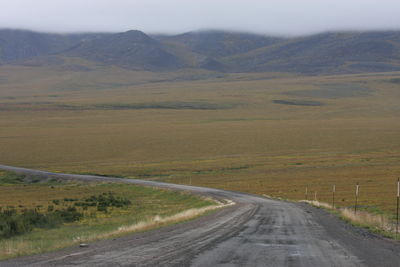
[1,165,399,267]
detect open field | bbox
[0,170,214,259]
[1,61,400,216]
[2,167,400,267]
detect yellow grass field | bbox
[1,60,400,214]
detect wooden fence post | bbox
[354,183,359,215]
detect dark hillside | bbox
[0,29,97,64]
[224,31,400,73]
[65,30,184,71]
[2,29,400,74]
[158,30,284,58]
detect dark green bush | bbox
[73,192,131,212]
[0,193,133,238]
[97,205,108,213]
[55,207,83,222]
[0,207,83,238]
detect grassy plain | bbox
[0,170,214,259]
[1,58,400,216]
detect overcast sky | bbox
[1,0,400,36]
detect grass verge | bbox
[300,200,400,241]
[0,170,221,260]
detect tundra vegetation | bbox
[0,56,400,240]
[0,170,214,259]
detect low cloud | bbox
[1,0,400,35]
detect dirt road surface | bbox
[1,165,399,267]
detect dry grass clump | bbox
[80,198,233,242]
[300,200,333,210]
[302,200,398,238]
[340,208,395,232]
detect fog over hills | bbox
[65,30,184,71]
[0,29,97,63]
[1,28,400,74]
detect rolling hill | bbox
[156,30,284,58]
[224,31,400,73]
[1,29,400,74]
[65,30,184,71]
[0,29,98,64]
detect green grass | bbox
[0,171,60,185]
[0,172,25,184]
[0,170,215,259]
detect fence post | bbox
[354,183,359,215]
[305,186,308,201]
[314,191,317,201]
[332,184,336,209]
[396,178,399,235]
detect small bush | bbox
[0,173,25,184]
[0,207,83,238]
[0,192,132,238]
[74,192,131,212]
[97,205,108,213]
[54,207,83,222]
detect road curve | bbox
[0,165,399,267]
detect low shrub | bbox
[0,192,130,238]
[0,207,83,238]
[74,192,131,210]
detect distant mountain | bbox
[156,30,284,58]
[155,30,283,71]
[224,31,400,73]
[0,29,97,64]
[2,29,400,74]
[65,30,184,71]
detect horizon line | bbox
[2,26,400,38]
